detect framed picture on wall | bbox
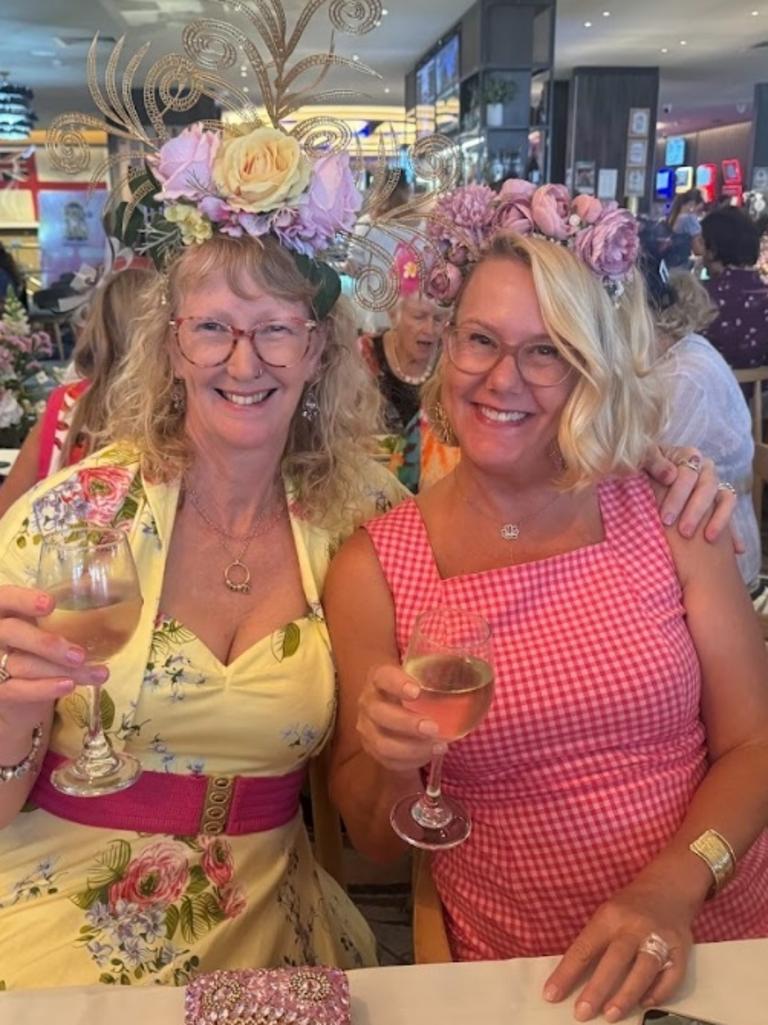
[625,167,646,197]
[627,138,648,167]
[628,108,650,138]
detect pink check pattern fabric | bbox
[364,474,768,960]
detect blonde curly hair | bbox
[101,234,382,526]
[423,232,663,488]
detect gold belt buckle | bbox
[200,776,234,835]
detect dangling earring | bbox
[301,385,320,421]
[171,378,186,414]
[429,399,458,447]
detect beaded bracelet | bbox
[0,723,44,783]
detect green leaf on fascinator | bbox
[291,252,341,321]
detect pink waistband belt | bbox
[30,752,306,836]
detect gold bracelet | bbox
[688,828,736,897]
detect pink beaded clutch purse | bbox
[185,967,351,1025]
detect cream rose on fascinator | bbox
[213,127,312,214]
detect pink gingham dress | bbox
[364,474,768,960]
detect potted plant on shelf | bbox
[0,287,53,449]
[483,79,516,128]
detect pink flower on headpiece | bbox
[153,124,219,202]
[394,243,422,297]
[573,208,640,280]
[425,261,463,306]
[571,194,604,226]
[531,184,573,240]
[271,153,362,256]
[492,179,535,235]
[428,184,494,265]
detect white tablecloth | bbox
[0,939,763,1024]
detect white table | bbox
[0,939,763,1025]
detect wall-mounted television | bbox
[435,34,460,97]
[416,58,436,106]
[665,136,686,167]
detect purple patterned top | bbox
[704,267,768,370]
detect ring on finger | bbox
[717,481,737,496]
[675,456,702,475]
[0,649,10,685]
[638,932,673,971]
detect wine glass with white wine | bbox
[390,607,494,850]
[37,526,143,796]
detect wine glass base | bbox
[50,752,142,797]
[390,792,471,851]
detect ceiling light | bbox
[584,21,592,27]
[384,87,390,94]
[243,85,249,93]
[752,10,760,15]
[352,54,359,61]
[602,9,611,15]
[660,47,669,53]
[680,39,687,45]
[382,7,389,13]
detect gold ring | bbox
[675,456,702,474]
[638,932,672,971]
[0,650,10,685]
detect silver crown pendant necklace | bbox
[453,475,564,541]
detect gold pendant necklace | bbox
[185,484,285,594]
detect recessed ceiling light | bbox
[661,47,669,53]
[243,85,249,93]
[352,54,359,61]
[602,10,611,15]
[382,7,389,13]
[752,10,760,15]
[680,39,687,45]
[384,87,390,94]
[584,21,592,27]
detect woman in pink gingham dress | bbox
[327,220,768,1024]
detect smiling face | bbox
[171,268,321,459]
[443,257,575,479]
[391,295,450,364]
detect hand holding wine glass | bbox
[36,526,143,797]
[390,607,494,850]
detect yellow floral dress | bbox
[0,444,402,989]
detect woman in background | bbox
[0,266,154,517]
[648,268,760,595]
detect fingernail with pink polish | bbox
[575,1001,593,1022]
[604,1006,622,1023]
[35,594,51,613]
[542,984,558,1002]
[402,682,420,700]
[418,719,439,737]
[56,679,75,695]
[89,666,109,684]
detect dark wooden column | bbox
[565,66,659,210]
[751,83,768,191]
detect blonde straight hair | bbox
[423,233,663,488]
[100,234,381,527]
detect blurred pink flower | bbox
[425,261,463,305]
[271,153,362,256]
[573,208,640,280]
[571,194,604,226]
[531,184,573,240]
[154,125,219,202]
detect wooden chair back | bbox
[734,367,768,445]
[753,442,768,526]
[412,851,452,963]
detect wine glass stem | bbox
[411,751,453,830]
[79,683,118,772]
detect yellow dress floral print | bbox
[0,445,403,990]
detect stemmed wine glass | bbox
[37,526,144,797]
[390,607,494,850]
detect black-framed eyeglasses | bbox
[171,316,317,369]
[444,325,574,388]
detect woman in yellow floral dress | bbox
[0,227,399,988]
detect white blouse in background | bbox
[658,331,760,589]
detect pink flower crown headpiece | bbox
[423,180,641,305]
